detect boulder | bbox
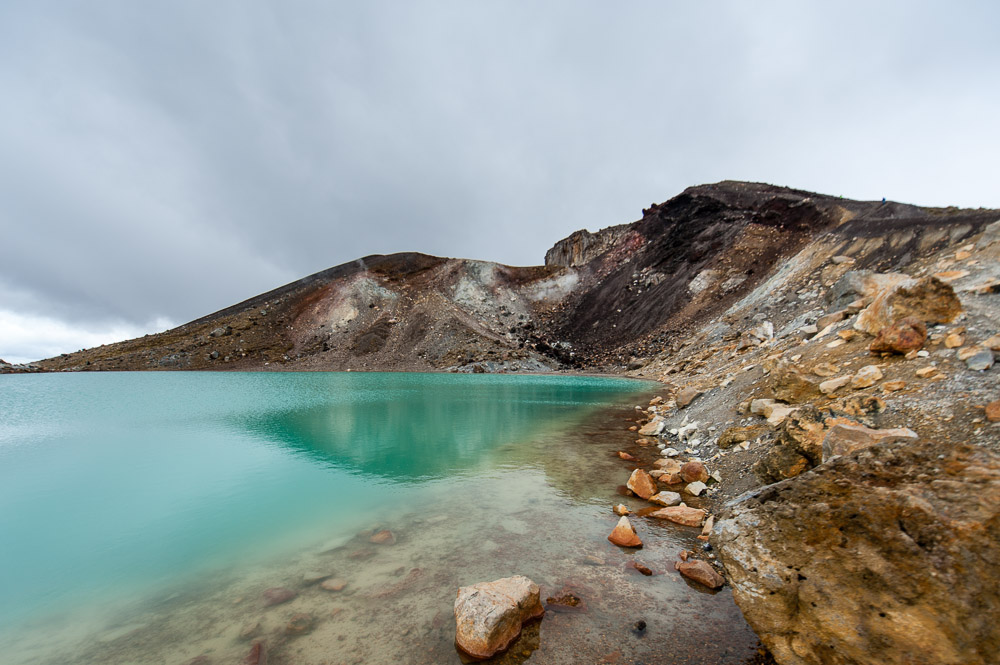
[649,491,682,507]
[608,516,643,547]
[869,317,928,354]
[753,445,811,484]
[965,349,995,371]
[626,469,658,500]
[750,398,777,415]
[850,365,883,389]
[685,481,707,496]
[779,406,826,465]
[638,417,666,436]
[854,276,963,335]
[652,458,682,473]
[714,439,1000,665]
[770,363,822,403]
[648,505,706,527]
[675,560,725,589]
[454,575,544,660]
[718,425,763,449]
[680,461,709,483]
[821,423,919,461]
[676,386,703,408]
[819,375,852,395]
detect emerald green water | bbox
[0,372,762,664]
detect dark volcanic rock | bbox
[715,439,1000,665]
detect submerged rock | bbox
[261,587,297,607]
[370,529,396,545]
[454,575,544,660]
[647,505,706,527]
[241,641,266,665]
[626,469,658,500]
[714,439,1000,665]
[608,516,643,547]
[675,560,725,589]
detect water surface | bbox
[0,371,761,664]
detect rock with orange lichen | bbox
[607,516,643,547]
[454,576,544,660]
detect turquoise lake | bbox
[0,372,761,665]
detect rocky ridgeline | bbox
[0,358,42,373]
[612,219,1000,664]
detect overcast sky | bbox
[2,1,998,363]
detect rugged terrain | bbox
[18,180,1000,664]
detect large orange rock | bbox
[855,276,962,335]
[869,317,927,354]
[715,440,1000,665]
[676,560,725,589]
[627,469,658,500]
[454,576,544,660]
[680,461,709,484]
[647,505,706,527]
[608,516,643,547]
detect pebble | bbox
[850,365,883,389]
[916,367,939,378]
[882,380,906,392]
[819,375,852,394]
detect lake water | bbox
[0,372,762,664]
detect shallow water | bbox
[0,372,761,664]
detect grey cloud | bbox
[1,1,998,360]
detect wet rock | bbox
[650,491,682,507]
[454,575,544,660]
[320,578,348,592]
[241,641,266,665]
[638,417,666,436]
[986,400,1000,422]
[675,560,725,589]
[628,561,654,576]
[648,505,707,527]
[718,425,763,449]
[370,529,396,545]
[613,504,630,516]
[617,451,637,461]
[715,439,1000,665]
[238,621,262,641]
[627,469,658,500]
[680,461,709,484]
[262,587,297,607]
[965,349,995,371]
[819,375,852,395]
[869,316,928,354]
[608,516,643,547]
[652,458,682,473]
[545,587,586,612]
[676,386,702,408]
[855,276,962,335]
[685,481,707,496]
[850,365,883,389]
[285,612,315,635]
[821,423,919,461]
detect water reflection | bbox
[232,372,646,480]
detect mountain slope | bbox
[34,181,998,373]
